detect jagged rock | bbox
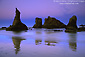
[66,15,77,29]
[6,8,28,31]
[13,8,21,26]
[42,16,66,29]
[65,15,77,32]
[33,17,42,28]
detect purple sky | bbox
[0,0,85,26]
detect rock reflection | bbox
[44,31,58,46]
[35,31,42,45]
[12,36,25,54]
[45,41,57,46]
[68,33,77,51]
[35,40,42,45]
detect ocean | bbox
[0,28,85,57]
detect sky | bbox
[0,0,85,27]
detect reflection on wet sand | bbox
[44,31,58,46]
[35,39,57,46]
[35,31,42,45]
[35,40,42,45]
[45,41,57,46]
[68,33,77,51]
[12,37,26,54]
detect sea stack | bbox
[33,17,42,28]
[43,16,66,29]
[65,15,77,32]
[6,8,28,31]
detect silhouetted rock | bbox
[6,8,28,31]
[79,24,85,27]
[78,28,85,32]
[44,29,63,32]
[0,27,6,30]
[33,17,42,28]
[78,24,85,32]
[65,15,77,32]
[43,16,66,29]
[54,30,63,32]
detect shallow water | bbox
[0,28,85,57]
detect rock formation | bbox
[65,15,77,32]
[78,25,85,32]
[6,8,28,31]
[0,27,6,30]
[33,17,42,28]
[42,16,66,29]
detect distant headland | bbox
[0,8,85,32]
